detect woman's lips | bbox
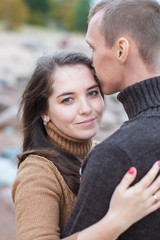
[76,118,96,126]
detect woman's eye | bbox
[62,98,72,104]
[89,90,98,96]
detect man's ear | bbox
[116,37,129,64]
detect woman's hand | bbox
[107,161,160,234]
[78,161,160,240]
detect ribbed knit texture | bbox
[45,121,92,158]
[12,155,79,240]
[62,76,160,240]
[117,76,160,119]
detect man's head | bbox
[86,0,160,94]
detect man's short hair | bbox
[88,0,160,70]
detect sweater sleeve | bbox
[62,141,131,237]
[12,155,79,240]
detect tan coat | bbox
[12,155,79,240]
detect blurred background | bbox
[0,0,127,239]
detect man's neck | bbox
[121,58,160,91]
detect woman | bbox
[12,51,160,240]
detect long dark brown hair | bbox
[18,50,103,195]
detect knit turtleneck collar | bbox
[117,76,160,119]
[45,121,92,158]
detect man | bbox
[62,0,160,239]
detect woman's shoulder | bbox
[19,154,61,176]
[12,154,65,200]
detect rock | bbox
[0,157,17,187]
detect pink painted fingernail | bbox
[157,161,160,167]
[128,167,135,174]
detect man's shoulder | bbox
[97,115,160,148]
[93,124,131,150]
[85,115,159,164]
[82,127,131,172]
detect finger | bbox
[146,175,160,196]
[153,190,160,201]
[143,188,160,208]
[136,161,160,188]
[118,167,137,190]
[146,198,160,215]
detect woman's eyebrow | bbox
[56,92,74,98]
[56,85,98,98]
[87,84,98,90]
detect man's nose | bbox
[91,55,94,67]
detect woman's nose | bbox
[78,100,92,115]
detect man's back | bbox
[62,77,160,239]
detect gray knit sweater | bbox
[62,76,160,239]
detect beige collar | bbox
[45,121,92,158]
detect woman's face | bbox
[43,64,104,140]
